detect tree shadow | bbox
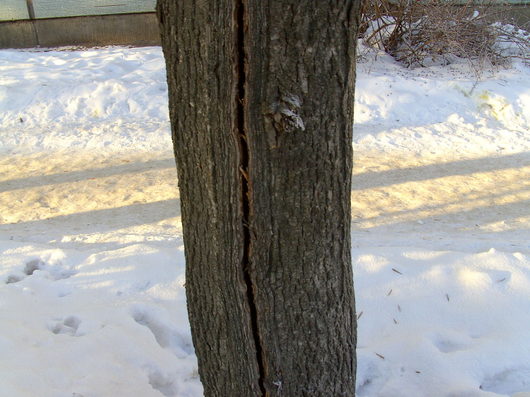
[352,152,530,191]
[0,153,183,249]
[0,199,182,250]
[351,151,530,252]
[0,158,175,193]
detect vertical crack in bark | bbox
[235,0,267,395]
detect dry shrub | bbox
[359,0,530,68]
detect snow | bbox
[0,44,529,396]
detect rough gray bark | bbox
[157,1,360,396]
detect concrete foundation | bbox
[0,13,160,49]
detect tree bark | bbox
[157,1,360,396]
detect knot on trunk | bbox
[267,94,305,134]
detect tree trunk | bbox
[157,1,360,396]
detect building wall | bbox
[0,0,156,21]
[1,0,29,21]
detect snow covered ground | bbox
[0,45,529,397]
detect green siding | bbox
[0,0,29,21]
[0,0,156,21]
[33,0,156,19]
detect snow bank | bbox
[0,47,171,153]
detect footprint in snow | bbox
[48,316,82,336]
[480,367,530,395]
[24,258,44,275]
[4,259,76,284]
[5,259,44,284]
[5,274,23,284]
[132,306,193,358]
[146,367,178,397]
[431,332,471,354]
